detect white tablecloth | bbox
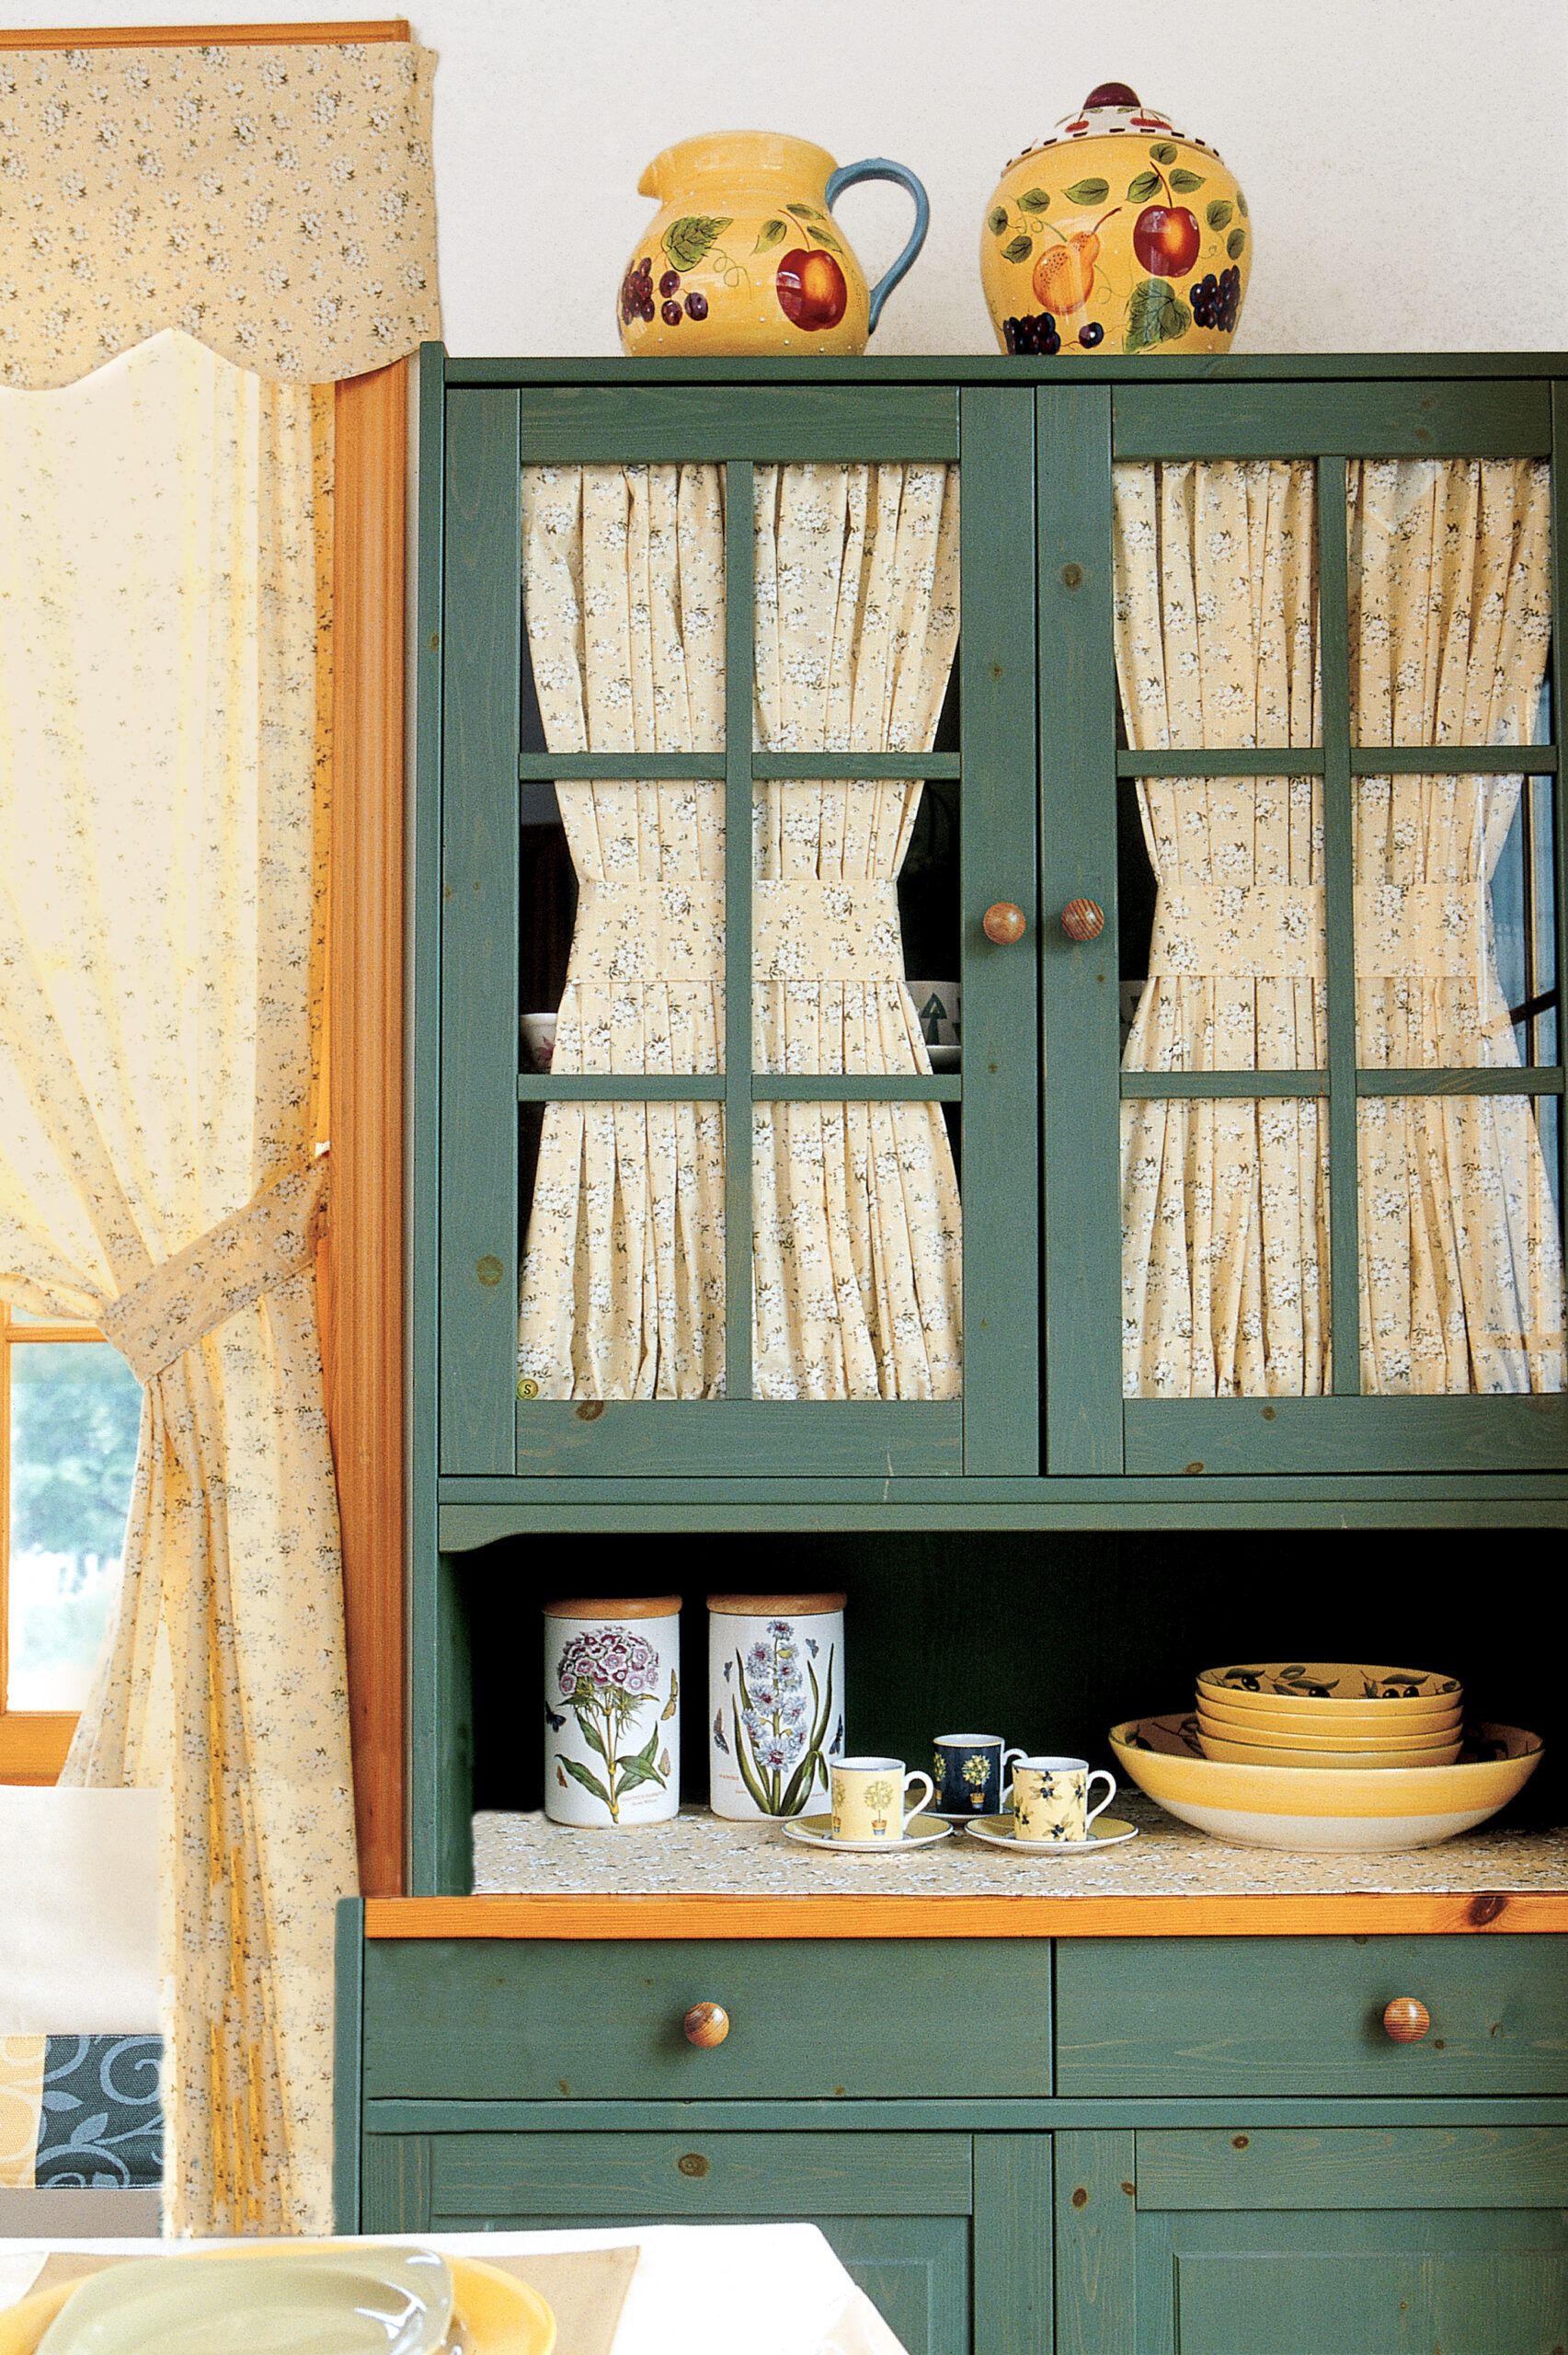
[0,2223,908,2355]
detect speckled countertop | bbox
[472,1799,1568,1899]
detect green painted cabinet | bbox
[1055,2125,1568,2355]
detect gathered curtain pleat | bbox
[0,330,357,2234]
[1115,454,1564,1395]
[517,461,962,1400]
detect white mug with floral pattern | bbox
[1010,1755,1116,1844]
[829,1754,934,1843]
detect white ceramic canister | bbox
[544,1596,681,1827]
[707,1592,846,1820]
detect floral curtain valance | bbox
[0,40,439,387]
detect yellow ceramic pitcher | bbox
[619,132,929,357]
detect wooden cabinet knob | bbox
[683,2002,730,2049]
[1382,1996,1431,2043]
[982,902,1027,946]
[1060,897,1105,943]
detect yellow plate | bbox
[1197,1692,1461,1740]
[1196,1726,1463,1770]
[1196,1705,1460,1752]
[1197,1661,1460,1717]
[0,2254,554,2355]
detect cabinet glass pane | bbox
[753,1097,962,1400]
[751,778,959,1080]
[1346,457,1552,747]
[1357,1095,1565,1392]
[521,780,725,1079]
[1122,1097,1330,1396]
[1120,775,1327,1074]
[1112,460,1320,749]
[517,1097,726,1401]
[521,463,727,755]
[7,1340,139,1710]
[1353,770,1557,1069]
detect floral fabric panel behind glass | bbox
[1114,456,1564,1395]
[518,462,962,1400]
[1348,457,1562,1391]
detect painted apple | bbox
[776,247,848,332]
[1132,204,1201,278]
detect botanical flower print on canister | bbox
[544,1597,681,1826]
[707,1593,845,1819]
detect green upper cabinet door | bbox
[433,373,1042,1481]
[1040,376,1568,1476]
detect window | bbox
[0,1300,141,1779]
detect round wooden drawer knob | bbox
[683,2002,730,2049]
[1382,1996,1431,2043]
[1060,897,1105,943]
[982,901,1027,946]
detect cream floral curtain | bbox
[0,40,439,387]
[517,462,962,1398]
[1115,454,1564,1395]
[0,331,356,2234]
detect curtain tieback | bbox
[1148,881,1490,981]
[100,1158,329,1384]
[572,879,905,982]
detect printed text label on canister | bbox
[544,1597,681,1827]
[707,1592,845,1820]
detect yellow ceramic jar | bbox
[620,132,929,358]
[980,82,1251,357]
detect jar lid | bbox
[543,1596,681,1619]
[706,1592,847,1614]
[1005,83,1220,172]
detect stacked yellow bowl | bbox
[1196,1660,1463,1769]
[1108,1659,1545,1853]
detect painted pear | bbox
[1032,208,1120,318]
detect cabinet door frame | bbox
[431,375,1041,1482]
[1041,375,1568,1476]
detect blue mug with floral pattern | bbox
[932,1732,1026,1818]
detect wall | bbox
[8,0,1565,356]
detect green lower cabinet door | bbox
[1057,2128,1568,2355]
[374,2129,975,2353]
[804,2217,969,2355]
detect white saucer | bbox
[783,1810,953,1854]
[963,1813,1139,1854]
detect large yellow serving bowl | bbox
[1197,1691,1462,1741]
[1112,1715,1542,1853]
[1196,1725,1463,1771]
[1196,1661,1461,1719]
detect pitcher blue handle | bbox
[824,157,930,338]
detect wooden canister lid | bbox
[542,1596,681,1619]
[706,1592,846,1614]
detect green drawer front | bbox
[362,1939,1050,2102]
[1056,1936,1568,2096]
[425,2131,974,2221]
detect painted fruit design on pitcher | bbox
[980,85,1250,356]
[619,132,929,357]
